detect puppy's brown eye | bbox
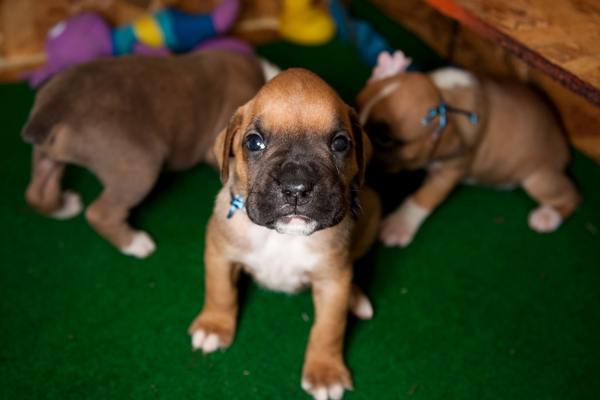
[331,135,350,152]
[245,133,266,152]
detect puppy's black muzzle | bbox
[246,149,346,233]
[278,161,317,207]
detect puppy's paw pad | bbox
[528,206,562,233]
[121,231,156,258]
[302,360,352,400]
[51,191,83,220]
[191,329,223,354]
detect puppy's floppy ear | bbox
[214,106,245,183]
[348,107,372,187]
[348,107,372,218]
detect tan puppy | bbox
[22,50,266,258]
[357,56,580,247]
[188,68,380,400]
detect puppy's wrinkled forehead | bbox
[250,68,346,132]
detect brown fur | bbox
[189,69,380,399]
[22,50,265,256]
[357,68,580,246]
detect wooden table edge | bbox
[425,0,600,108]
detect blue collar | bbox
[421,98,479,138]
[227,193,245,219]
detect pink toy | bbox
[368,50,412,83]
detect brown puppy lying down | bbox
[22,50,266,258]
[188,69,380,400]
[357,52,580,247]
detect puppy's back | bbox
[22,51,265,167]
[478,78,570,171]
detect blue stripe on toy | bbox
[155,10,178,50]
[111,25,137,55]
[168,9,216,53]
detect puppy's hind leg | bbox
[522,168,580,233]
[25,147,83,219]
[85,162,160,258]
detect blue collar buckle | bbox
[227,194,245,219]
[421,98,479,138]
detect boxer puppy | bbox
[188,69,380,400]
[22,50,266,258]
[357,51,580,247]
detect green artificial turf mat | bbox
[1,2,600,399]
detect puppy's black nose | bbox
[282,181,313,199]
[278,162,315,205]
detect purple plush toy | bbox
[26,0,240,87]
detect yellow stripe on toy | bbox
[133,15,165,47]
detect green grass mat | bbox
[1,2,600,399]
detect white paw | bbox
[528,205,562,233]
[121,231,156,258]
[51,191,83,220]
[349,290,373,320]
[380,216,415,247]
[302,380,348,400]
[379,198,430,247]
[191,329,223,354]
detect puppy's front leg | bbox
[189,232,239,354]
[381,166,464,247]
[302,270,352,400]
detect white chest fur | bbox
[230,214,322,293]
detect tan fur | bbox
[22,50,265,257]
[357,68,580,246]
[189,69,381,399]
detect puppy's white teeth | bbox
[191,330,206,350]
[275,218,318,236]
[121,231,156,258]
[51,191,83,220]
[202,333,220,353]
[328,384,344,400]
[288,217,308,225]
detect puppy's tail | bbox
[349,285,373,320]
[21,104,61,145]
[259,58,281,82]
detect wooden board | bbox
[426,0,600,107]
[369,0,455,57]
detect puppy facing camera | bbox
[357,51,580,247]
[189,68,381,400]
[21,50,267,258]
